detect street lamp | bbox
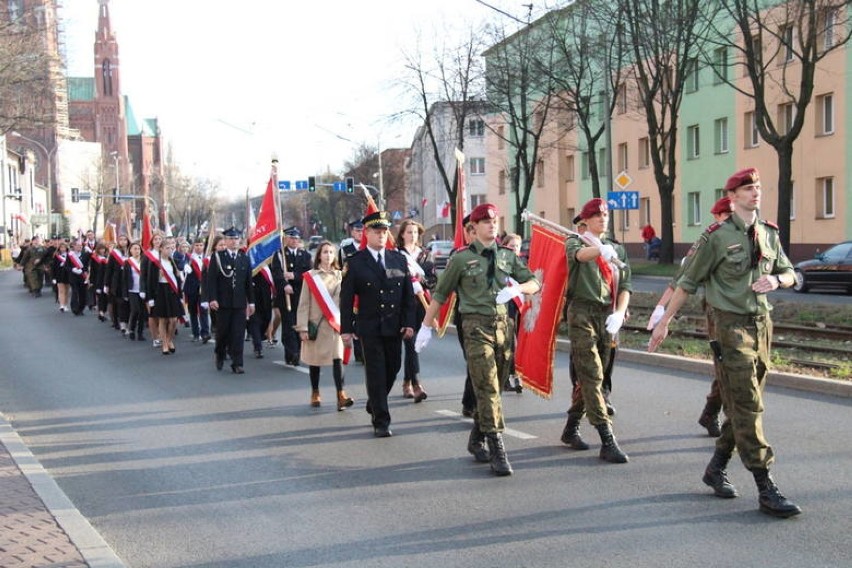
[110,150,120,199]
[10,131,56,236]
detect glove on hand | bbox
[605,311,625,335]
[414,326,432,353]
[599,244,618,262]
[646,305,666,330]
[495,286,522,305]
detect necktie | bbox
[747,225,759,269]
[377,252,384,269]
[481,248,496,288]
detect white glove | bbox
[605,311,625,335]
[183,264,193,275]
[599,244,618,262]
[72,267,82,275]
[495,286,523,305]
[51,279,56,284]
[103,286,109,294]
[646,305,666,330]
[147,299,155,308]
[412,280,424,295]
[414,326,432,352]
[200,302,209,310]
[139,292,146,300]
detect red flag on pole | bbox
[515,224,568,398]
[141,208,153,250]
[434,148,467,337]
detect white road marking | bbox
[435,409,538,440]
[272,361,309,374]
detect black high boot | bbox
[485,433,513,476]
[752,468,802,518]
[560,413,589,450]
[595,423,628,464]
[702,449,738,498]
[698,403,722,437]
[467,423,490,463]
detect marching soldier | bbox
[650,167,802,518]
[280,227,312,365]
[20,235,46,297]
[420,203,540,476]
[340,211,416,438]
[207,228,256,374]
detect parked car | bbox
[307,235,323,251]
[428,240,455,270]
[793,241,852,294]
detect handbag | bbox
[307,320,320,341]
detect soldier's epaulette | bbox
[761,219,779,230]
[705,222,723,234]
[498,245,514,252]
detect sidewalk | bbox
[0,415,126,568]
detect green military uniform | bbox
[565,235,632,426]
[677,214,794,470]
[433,240,536,434]
[21,244,47,295]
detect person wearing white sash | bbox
[295,242,353,411]
[125,242,147,341]
[145,238,183,355]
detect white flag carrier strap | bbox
[303,271,341,333]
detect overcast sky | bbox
[60,0,539,199]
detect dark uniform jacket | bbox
[206,249,255,309]
[340,248,415,337]
[143,253,183,299]
[283,247,312,299]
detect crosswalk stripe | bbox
[435,409,537,440]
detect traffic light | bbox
[346,177,354,193]
[112,187,119,204]
[71,188,80,203]
[308,176,316,192]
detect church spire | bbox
[97,0,113,39]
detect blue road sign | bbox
[295,180,308,190]
[278,180,291,190]
[332,181,346,192]
[607,191,640,210]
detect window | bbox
[745,34,763,77]
[581,152,590,180]
[616,83,627,114]
[566,154,575,182]
[640,198,651,228]
[780,24,794,62]
[598,148,607,176]
[789,181,796,220]
[536,159,545,188]
[687,125,700,159]
[778,102,795,135]
[714,187,724,201]
[499,170,506,195]
[7,0,22,21]
[713,47,727,84]
[686,59,699,93]
[469,157,485,175]
[597,91,606,117]
[497,125,505,150]
[817,177,834,218]
[687,192,701,225]
[470,194,486,208]
[816,93,834,135]
[639,137,650,168]
[617,143,628,172]
[468,119,484,137]
[714,118,728,154]
[822,8,837,50]
[744,111,759,148]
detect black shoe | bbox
[215,355,224,371]
[169,346,176,354]
[365,401,373,415]
[596,423,629,464]
[231,365,245,374]
[254,350,264,359]
[512,376,523,393]
[137,333,146,341]
[698,405,722,437]
[485,433,513,476]
[128,332,136,341]
[467,424,491,463]
[461,407,474,418]
[374,426,393,438]
[753,468,802,518]
[702,450,739,498]
[201,335,211,344]
[560,414,590,450]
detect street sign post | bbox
[332,181,345,192]
[607,191,639,210]
[278,180,291,190]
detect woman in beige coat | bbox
[295,242,354,410]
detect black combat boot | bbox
[595,423,628,464]
[560,413,589,450]
[702,449,738,498]
[698,403,722,437]
[485,433,513,476]
[467,423,490,463]
[752,468,802,518]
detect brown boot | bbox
[402,381,414,399]
[337,390,354,411]
[310,390,321,407]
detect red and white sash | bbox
[303,270,341,332]
[54,252,66,266]
[126,257,141,275]
[260,265,275,298]
[90,253,108,265]
[146,250,180,296]
[190,254,204,280]
[110,248,126,265]
[68,251,85,270]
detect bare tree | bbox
[706,0,852,252]
[620,0,718,263]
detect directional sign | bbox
[332,181,346,192]
[607,191,640,210]
[278,180,291,190]
[392,210,403,221]
[295,180,308,190]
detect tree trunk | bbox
[658,183,675,265]
[773,142,794,254]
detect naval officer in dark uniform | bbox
[340,211,416,437]
[207,227,255,374]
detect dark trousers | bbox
[185,291,210,338]
[70,280,87,314]
[215,308,248,367]
[361,334,403,429]
[247,304,271,353]
[128,293,147,335]
[281,296,301,362]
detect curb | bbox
[0,413,127,568]
[443,325,852,398]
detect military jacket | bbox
[565,235,632,305]
[433,240,536,316]
[340,248,415,336]
[677,214,793,315]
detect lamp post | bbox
[10,132,55,236]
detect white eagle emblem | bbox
[523,268,545,333]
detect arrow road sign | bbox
[295,180,308,190]
[607,191,640,210]
[278,180,291,190]
[332,181,346,192]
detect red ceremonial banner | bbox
[515,224,567,399]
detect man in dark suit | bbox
[207,227,255,374]
[340,211,416,438]
[338,220,365,362]
[280,227,312,365]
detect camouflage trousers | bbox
[704,309,723,413]
[711,308,775,470]
[461,313,512,434]
[567,302,612,426]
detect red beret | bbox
[710,196,733,215]
[724,167,760,191]
[579,198,608,220]
[470,203,498,223]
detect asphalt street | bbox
[1,270,850,568]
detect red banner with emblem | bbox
[515,224,567,399]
